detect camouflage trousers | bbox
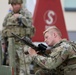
[15,44,32,75]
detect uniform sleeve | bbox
[2,15,8,27]
[32,44,71,70]
[19,8,35,37]
[2,13,11,27]
[19,8,33,27]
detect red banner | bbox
[32,0,68,42]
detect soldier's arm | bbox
[19,9,35,37]
[2,13,11,27]
[32,44,72,70]
[2,16,8,27]
[19,8,33,27]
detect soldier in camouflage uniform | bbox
[28,26,76,75]
[1,0,35,75]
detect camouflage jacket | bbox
[3,7,33,27]
[32,39,76,71]
[2,7,35,38]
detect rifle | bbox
[2,37,9,66]
[12,33,50,56]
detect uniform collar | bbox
[52,39,67,49]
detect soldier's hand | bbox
[13,13,20,18]
[28,47,38,56]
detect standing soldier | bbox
[1,0,35,75]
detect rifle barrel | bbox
[11,33,38,51]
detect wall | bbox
[61,0,76,31]
[0,0,11,30]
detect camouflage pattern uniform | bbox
[32,39,76,75]
[1,0,35,75]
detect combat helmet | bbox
[8,0,23,4]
